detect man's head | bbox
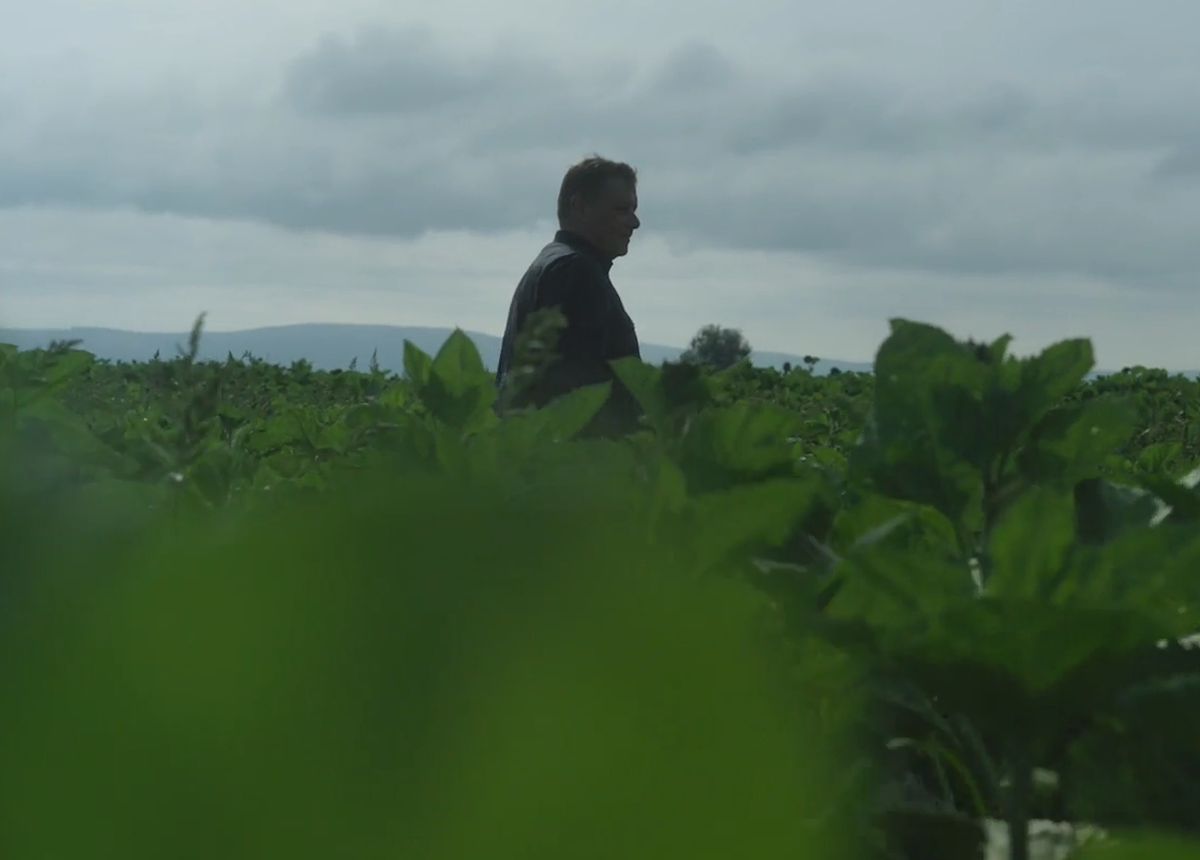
[557,155,640,260]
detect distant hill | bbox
[0,323,875,376]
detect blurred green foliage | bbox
[4,315,1200,859]
[0,465,851,859]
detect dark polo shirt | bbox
[495,229,642,437]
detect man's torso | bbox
[496,231,640,387]
[495,230,642,435]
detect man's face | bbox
[572,178,640,260]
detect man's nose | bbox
[631,214,641,229]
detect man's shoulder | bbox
[531,239,587,269]
[525,241,598,283]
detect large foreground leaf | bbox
[0,469,848,860]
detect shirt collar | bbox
[555,229,614,273]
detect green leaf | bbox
[971,339,1092,475]
[1064,524,1200,634]
[1136,473,1200,523]
[987,487,1076,600]
[686,478,819,569]
[646,455,689,521]
[883,599,1171,745]
[832,545,976,626]
[41,348,95,387]
[528,382,610,440]
[486,384,611,461]
[987,333,1014,363]
[678,401,802,490]
[1017,338,1095,418]
[1018,396,1138,485]
[19,399,129,471]
[1136,441,1184,475]
[610,358,670,432]
[855,320,988,522]
[828,494,958,558]
[0,473,845,860]
[850,425,980,528]
[403,340,433,386]
[414,332,497,434]
[1073,477,1164,544]
[431,329,490,391]
[420,372,496,435]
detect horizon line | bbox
[3,322,1196,376]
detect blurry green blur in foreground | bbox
[0,463,848,859]
[9,319,1200,860]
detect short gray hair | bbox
[556,154,637,223]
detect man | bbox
[495,155,643,438]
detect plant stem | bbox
[1006,749,1033,860]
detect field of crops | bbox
[3,315,1200,860]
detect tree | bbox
[679,324,753,371]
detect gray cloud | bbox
[280,25,556,116]
[1152,146,1200,179]
[1,23,1198,287]
[648,41,738,95]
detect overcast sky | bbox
[1,0,1198,367]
